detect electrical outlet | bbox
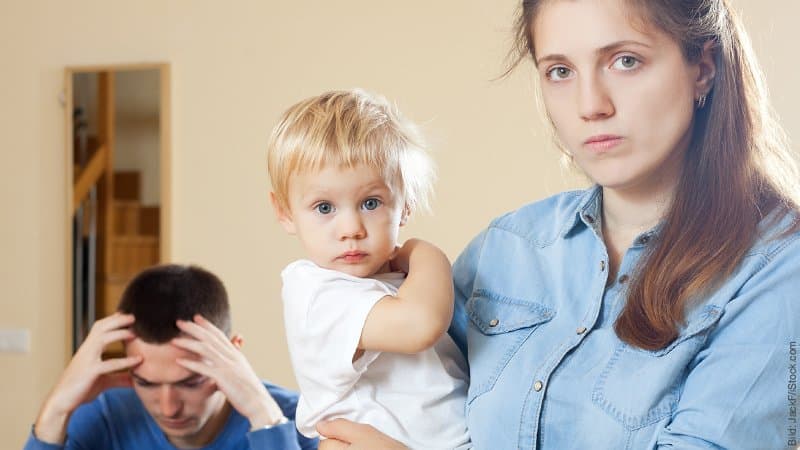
[0,329,30,353]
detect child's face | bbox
[274,163,406,277]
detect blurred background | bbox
[1,0,797,447]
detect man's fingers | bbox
[193,314,231,341]
[97,355,142,374]
[93,312,135,333]
[175,315,229,345]
[100,329,136,346]
[175,357,213,378]
[171,336,227,363]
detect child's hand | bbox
[389,238,422,274]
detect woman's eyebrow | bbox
[536,40,652,66]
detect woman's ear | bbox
[270,192,296,235]
[695,40,717,99]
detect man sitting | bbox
[27,264,317,449]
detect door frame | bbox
[63,62,171,361]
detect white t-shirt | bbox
[281,259,471,450]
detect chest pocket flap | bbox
[467,289,555,335]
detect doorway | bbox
[65,63,171,354]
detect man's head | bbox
[117,264,233,448]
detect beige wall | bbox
[0,1,797,447]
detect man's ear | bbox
[269,192,296,235]
[695,40,717,99]
[231,333,244,349]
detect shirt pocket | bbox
[466,289,555,405]
[591,305,722,430]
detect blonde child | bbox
[267,89,470,449]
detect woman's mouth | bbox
[583,135,624,152]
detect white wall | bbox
[0,1,797,447]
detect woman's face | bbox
[533,0,703,194]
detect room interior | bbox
[1,1,797,447]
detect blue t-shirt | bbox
[449,186,800,449]
[25,381,317,450]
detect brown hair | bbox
[509,0,800,350]
[118,264,231,343]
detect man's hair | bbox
[117,264,231,343]
[267,88,436,214]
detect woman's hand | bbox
[34,313,142,444]
[317,419,407,450]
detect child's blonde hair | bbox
[267,89,435,214]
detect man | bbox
[26,264,317,449]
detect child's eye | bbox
[135,380,155,388]
[314,202,334,214]
[362,198,382,211]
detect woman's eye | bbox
[612,55,640,70]
[546,66,573,81]
[362,198,381,211]
[314,202,333,214]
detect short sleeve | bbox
[282,261,396,404]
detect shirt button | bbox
[584,214,595,224]
[638,235,651,245]
[576,326,587,335]
[489,319,499,327]
[619,274,629,284]
[600,260,606,272]
[533,380,544,392]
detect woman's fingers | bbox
[318,439,350,450]
[317,420,406,450]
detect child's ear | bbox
[399,204,411,227]
[269,192,297,235]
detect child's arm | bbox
[358,238,454,354]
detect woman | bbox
[319,0,800,448]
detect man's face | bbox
[126,338,228,448]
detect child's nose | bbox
[338,211,366,240]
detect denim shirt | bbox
[449,186,800,449]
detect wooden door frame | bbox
[63,62,171,362]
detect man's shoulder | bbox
[262,381,300,418]
[65,388,151,448]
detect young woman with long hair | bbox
[318,0,800,447]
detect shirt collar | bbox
[561,185,663,246]
[561,185,603,238]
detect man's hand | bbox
[34,313,141,444]
[172,315,286,430]
[316,419,407,450]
